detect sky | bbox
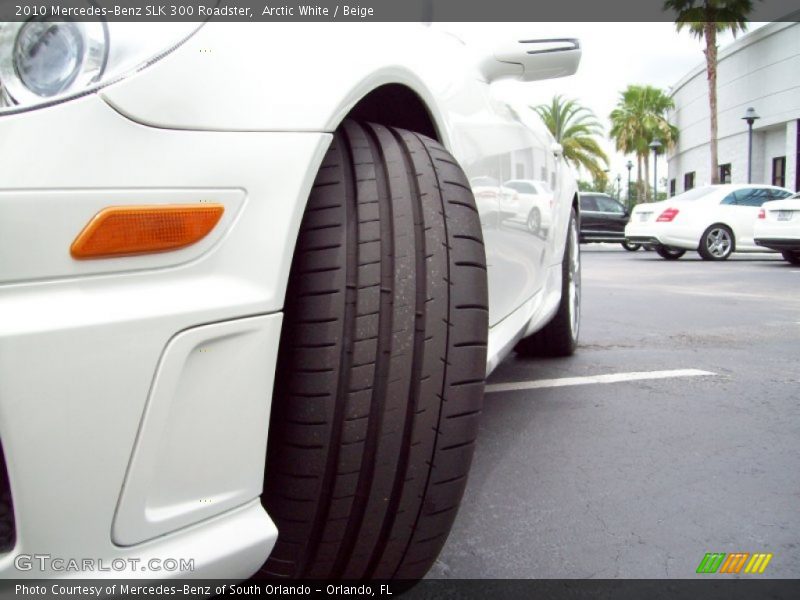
[439,22,766,191]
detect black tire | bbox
[781,251,800,265]
[697,224,734,261]
[515,208,580,357]
[655,245,686,260]
[260,121,488,580]
[0,448,13,552]
[527,207,541,234]
[621,241,641,251]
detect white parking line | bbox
[485,369,716,394]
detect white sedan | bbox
[625,184,793,260]
[0,22,583,580]
[502,179,555,234]
[754,193,800,264]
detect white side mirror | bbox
[480,38,582,84]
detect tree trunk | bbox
[644,153,651,202]
[636,154,643,203]
[705,22,719,184]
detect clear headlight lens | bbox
[4,19,107,102]
[0,16,202,114]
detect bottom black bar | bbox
[1,580,799,600]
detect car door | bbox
[579,194,601,240]
[443,90,553,326]
[594,195,629,237]
[425,27,578,329]
[720,188,774,250]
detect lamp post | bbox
[626,160,633,207]
[649,140,662,201]
[742,107,760,183]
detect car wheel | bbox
[515,207,580,357]
[621,241,641,251]
[782,251,800,265]
[0,450,13,551]
[527,207,541,234]
[698,224,734,261]
[655,245,686,260]
[260,121,488,580]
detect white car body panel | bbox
[625,184,792,252]
[754,197,800,245]
[0,23,579,579]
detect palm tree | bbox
[609,85,678,201]
[532,95,609,184]
[664,0,754,183]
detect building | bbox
[667,20,800,195]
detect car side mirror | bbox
[479,38,582,83]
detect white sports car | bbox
[625,184,793,260]
[0,21,582,580]
[754,193,800,264]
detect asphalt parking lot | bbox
[430,246,800,579]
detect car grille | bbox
[0,441,14,552]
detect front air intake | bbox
[0,442,14,552]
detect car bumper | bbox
[624,221,697,250]
[754,221,800,252]
[0,95,331,578]
[754,238,800,251]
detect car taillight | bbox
[758,209,766,219]
[656,208,679,222]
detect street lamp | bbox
[626,160,633,206]
[649,140,662,201]
[742,107,760,183]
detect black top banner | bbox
[1,0,799,22]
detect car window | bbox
[769,189,792,200]
[595,196,626,214]
[471,177,498,188]
[740,188,774,206]
[505,181,536,194]
[580,196,599,211]
[722,188,775,207]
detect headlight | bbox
[0,16,202,114]
[3,19,107,103]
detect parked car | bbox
[754,192,800,264]
[0,22,583,581]
[579,192,640,250]
[503,179,555,234]
[471,176,521,223]
[625,184,793,260]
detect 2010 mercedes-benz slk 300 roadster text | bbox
[0,20,581,580]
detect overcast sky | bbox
[440,22,766,189]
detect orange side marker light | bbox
[70,204,224,259]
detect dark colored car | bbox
[579,192,640,250]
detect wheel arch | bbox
[325,70,449,146]
[342,83,442,143]
[281,78,449,315]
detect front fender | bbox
[101,22,455,145]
